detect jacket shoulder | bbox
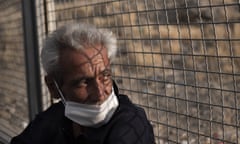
[107,94,155,144]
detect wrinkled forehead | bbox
[59,45,110,71]
[77,45,109,65]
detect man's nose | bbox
[90,77,105,102]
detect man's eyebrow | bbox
[70,76,89,85]
[97,67,111,75]
[102,68,111,73]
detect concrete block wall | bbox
[0,1,29,141]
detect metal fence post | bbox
[21,0,42,120]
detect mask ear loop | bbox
[53,80,66,106]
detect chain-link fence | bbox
[0,0,240,143]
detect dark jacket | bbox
[11,88,155,144]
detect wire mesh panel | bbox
[0,0,28,143]
[35,0,55,110]
[39,0,240,143]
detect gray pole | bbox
[21,0,42,120]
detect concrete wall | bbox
[0,1,28,141]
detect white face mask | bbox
[53,80,119,128]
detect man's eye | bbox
[103,72,112,84]
[75,79,88,87]
[103,70,111,77]
[102,72,111,80]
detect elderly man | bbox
[11,23,155,144]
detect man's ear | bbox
[45,75,60,99]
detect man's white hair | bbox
[41,23,117,75]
